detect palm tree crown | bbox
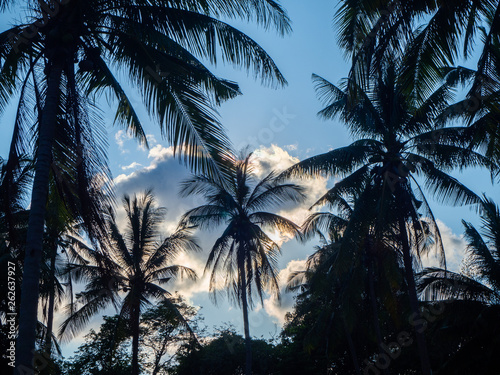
[335,0,500,162]
[286,59,495,254]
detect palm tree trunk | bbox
[396,187,432,375]
[367,254,388,375]
[342,318,361,375]
[44,242,57,356]
[367,259,383,343]
[16,60,63,373]
[131,304,141,375]
[240,271,252,375]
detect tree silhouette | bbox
[61,190,198,375]
[180,152,304,375]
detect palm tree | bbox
[39,196,94,360]
[283,55,497,374]
[60,190,199,375]
[180,153,304,375]
[39,194,71,358]
[287,188,404,374]
[416,196,500,372]
[0,1,292,370]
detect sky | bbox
[1,0,498,361]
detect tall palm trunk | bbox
[366,237,386,374]
[131,303,141,375]
[367,255,388,375]
[44,241,57,356]
[342,318,361,375]
[16,61,63,373]
[396,187,432,375]
[367,256,384,348]
[240,269,252,375]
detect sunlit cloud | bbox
[121,161,143,171]
[421,220,467,272]
[263,259,307,324]
[114,130,133,154]
[147,144,174,163]
[251,144,329,229]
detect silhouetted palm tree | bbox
[283,55,497,374]
[1,1,291,369]
[180,153,304,375]
[416,196,500,373]
[61,190,198,375]
[288,188,404,374]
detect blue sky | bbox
[1,0,498,360]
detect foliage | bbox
[140,295,200,375]
[335,0,500,163]
[171,327,278,375]
[418,196,500,304]
[60,315,133,375]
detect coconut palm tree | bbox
[283,55,497,373]
[3,65,115,368]
[39,195,95,359]
[180,152,304,375]
[416,196,500,372]
[0,1,291,370]
[335,0,498,88]
[60,190,199,375]
[0,156,31,368]
[288,187,405,374]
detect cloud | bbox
[252,144,300,177]
[251,145,330,232]
[114,130,133,154]
[109,144,320,334]
[421,220,467,272]
[147,144,174,162]
[121,162,142,171]
[263,259,307,324]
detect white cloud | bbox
[263,259,307,324]
[121,162,142,171]
[252,144,329,227]
[421,220,468,272]
[170,250,211,300]
[114,130,133,154]
[250,145,330,236]
[252,144,300,177]
[147,144,174,162]
[146,134,158,145]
